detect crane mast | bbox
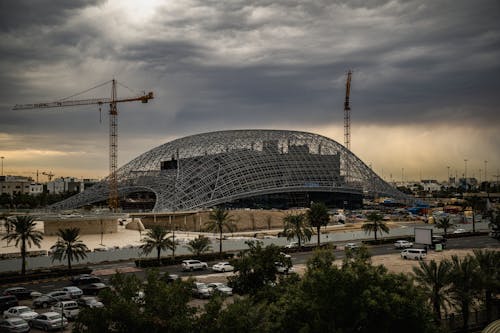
[13,80,154,210]
[344,70,352,151]
[344,70,352,183]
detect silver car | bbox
[207,283,233,296]
[3,306,38,321]
[0,317,30,333]
[30,312,68,331]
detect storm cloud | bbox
[0,0,499,180]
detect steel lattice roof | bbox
[51,129,409,211]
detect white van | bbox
[51,300,80,320]
[400,248,426,260]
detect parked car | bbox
[192,282,211,299]
[453,228,466,234]
[77,296,104,309]
[71,274,102,286]
[394,240,413,249]
[2,287,33,300]
[206,283,233,296]
[344,242,360,250]
[61,286,83,299]
[3,306,38,321]
[30,312,68,331]
[161,273,180,284]
[275,261,294,274]
[181,260,208,272]
[401,248,427,260]
[81,283,108,296]
[0,296,18,312]
[32,295,58,309]
[211,262,234,272]
[284,242,299,249]
[0,317,30,333]
[51,301,80,320]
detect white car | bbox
[284,242,299,249]
[192,282,211,299]
[207,283,233,296]
[30,312,68,331]
[453,228,466,234]
[344,243,360,250]
[275,262,294,274]
[62,286,83,298]
[182,260,208,271]
[212,262,234,272]
[394,240,413,249]
[3,306,38,321]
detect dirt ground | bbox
[193,248,500,284]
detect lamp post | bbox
[464,159,468,191]
[45,295,65,332]
[1,156,4,176]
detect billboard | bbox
[414,227,433,245]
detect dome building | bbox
[51,129,408,212]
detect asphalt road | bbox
[11,234,498,295]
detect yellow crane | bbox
[13,79,154,210]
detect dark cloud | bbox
[0,0,105,32]
[0,0,499,174]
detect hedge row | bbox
[0,267,92,285]
[135,252,235,268]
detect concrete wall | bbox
[43,218,117,236]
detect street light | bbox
[45,295,66,332]
[464,159,468,191]
[1,156,4,176]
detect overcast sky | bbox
[0,0,499,183]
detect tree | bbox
[50,227,89,272]
[449,255,480,332]
[282,212,312,247]
[1,215,43,275]
[473,249,500,322]
[275,248,436,333]
[306,202,330,247]
[466,196,483,233]
[205,207,235,255]
[227,241,290,295]
[412,259,452,321]
[435,216,453,238]
[140,226,175,265]
[74,270,197,333]
[186,236,212,256]
[362,212,389,241]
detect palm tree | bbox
[205,207,235,255]
[306,202,330,247]
[50,228,89,272]
[412,259,452,321]
[449,255,480,332]
[140,226,175,265]
[283,212,312,247]
[1,215,43,275]
[435,216,453,238]
[473,249,500,322]
[361,212,389,242]
[186,236,212,256]
[466,196,482,233]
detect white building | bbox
[47,177,83,194]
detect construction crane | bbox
[344,69,352,151]
[13,79,154,210]
[42,171,55,181]
[343,70,353,182]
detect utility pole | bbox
[484,160,488,181]
[0,156,3,176]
